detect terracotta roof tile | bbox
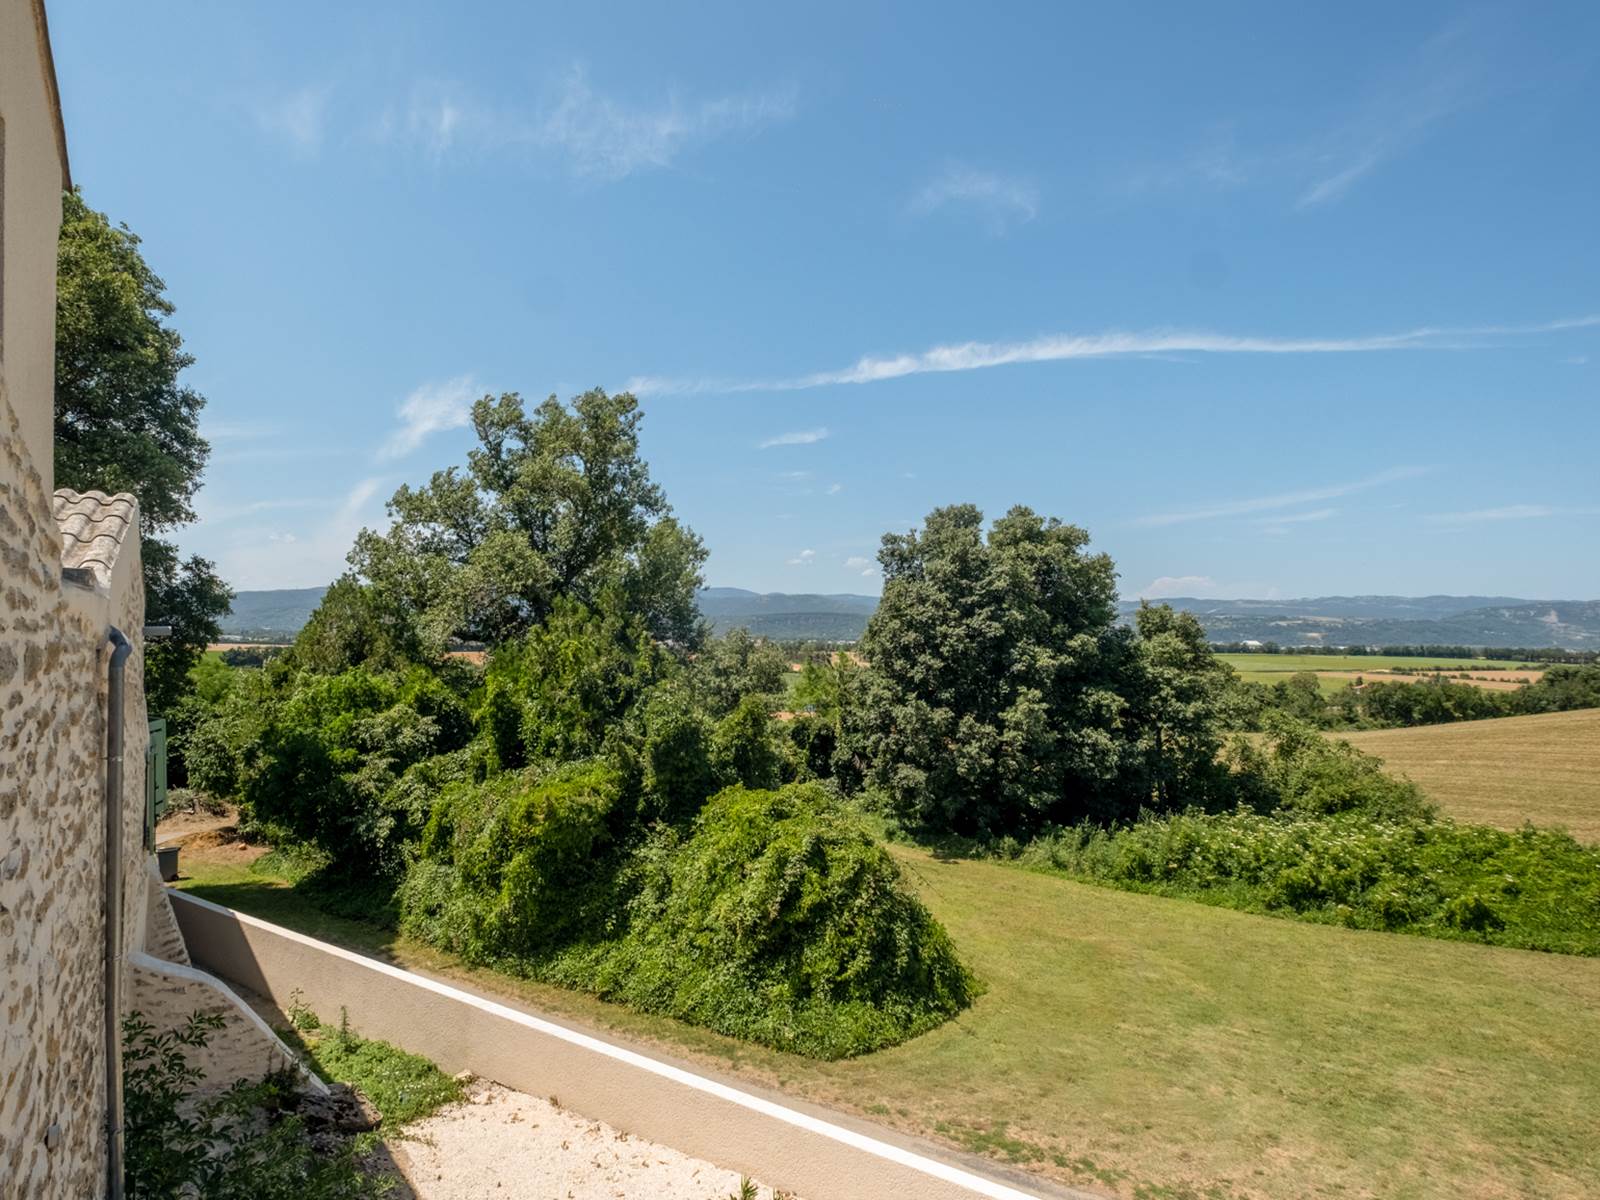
[52,489,139,584]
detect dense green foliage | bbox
[122,1012,387,1199]
[1020,811,1600,955]
[966,716,1600,955]
[400,781,975,1057]
[177,407,1598,1067]
[349,389,706,651]
[845,504,1231,836]
[54,190,233,722]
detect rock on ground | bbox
[383,1079,794,1200]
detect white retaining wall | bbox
[170,890,1085,1200]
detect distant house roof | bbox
[54,489,137,585]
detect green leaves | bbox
[350,389,706,650]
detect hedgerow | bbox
[1019,811,1600,954]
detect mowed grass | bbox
[1342,708,1600,844]
[175,841,1600,1200]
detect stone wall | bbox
[0,396,108,1198]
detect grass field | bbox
[1219,653,1540,695]
[175,836,1600,1200]
[1343,708,1600,843]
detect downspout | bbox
[104,626,132,1200]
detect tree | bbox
[846,504,1139,836]
[288,574,423,676]
[54,190,232,716]
[689,627,789,717]
[350,390,706,651]
[1127,603,1231,806]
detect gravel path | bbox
[385,1079,793,1200]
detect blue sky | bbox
[49,1,1600,599]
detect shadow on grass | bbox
[179,869,404,963]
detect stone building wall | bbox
[0,397,109,1198]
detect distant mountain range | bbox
[217,586,1600,649]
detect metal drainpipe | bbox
[104,626,132,1200]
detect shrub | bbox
[399,781,976,1058]
[1226,714,1432,821]
[399,761,621,959]
[1021,809,1600,954]
[242,668,473,868]
[481,600,667,767]
[122,1011,388,1199]
[637,685,719,823]
[541,784,977,1057]
[711,695,784,790]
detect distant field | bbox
[1220,653,1540,695]
[1342,709,1600,843]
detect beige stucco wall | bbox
[1,0,67,497]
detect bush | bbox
[1021,809,1600,954]
[242,668,473,869]
[399,762,622,959]
[542,784,977,1057]
[122,1011,388,1199]
[481,600,667,768]
[399,781,976,1058]
[1226,714,1432,821]
[711,694,784,790]
[637,685,719,823]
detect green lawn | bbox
[176,842,1600,1200]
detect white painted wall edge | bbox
[171,889,1095,1200]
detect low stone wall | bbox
[172,891,1080,1200]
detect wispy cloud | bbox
[1296,20,1487,208]
[1425,504,1600,524]
[254,84,333,155]
[542,67,795,180]
[912,164,1039,233]
[629,314,1600,396]
[825,482,844,495]
[379,67,795,180]
[378,375,480,461]
[845,554,878,578]
[1255,507,1340,534]
[758,427,829,449]
[203,475,387,591]
[1135,467,1427,527]
[1254,507,1339,526]
[787,548,817,566]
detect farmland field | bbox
[176,834,1600,1200]
[1219,652,1542,694]
[1342,708,1600,843]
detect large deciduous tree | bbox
[845,505,1134,835]
[350,389,706,652]
[843,505,1229,836]
[54,190,233,717]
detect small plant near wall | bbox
[122,1010,391,1199]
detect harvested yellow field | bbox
[1342,709,1600,843]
